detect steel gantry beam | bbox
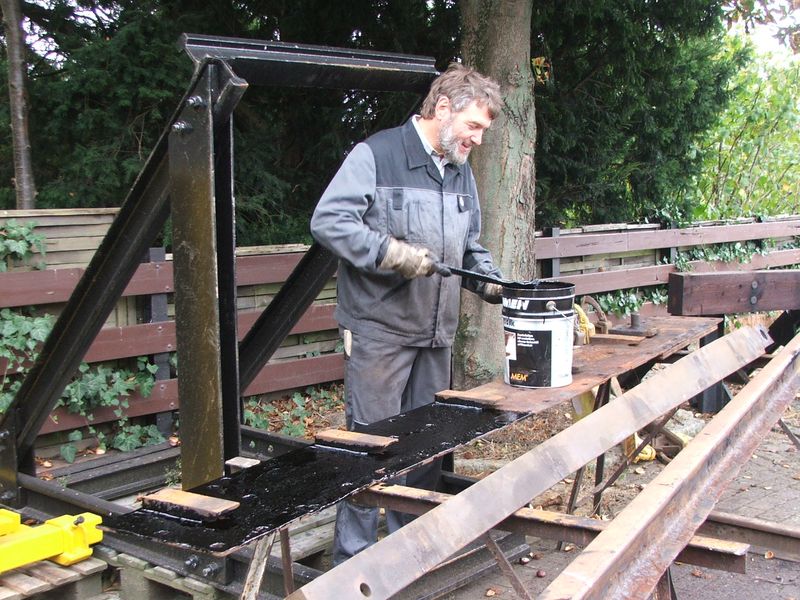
[0,59,218,499]
[2,34,439,504]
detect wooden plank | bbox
[0,588,21,600]
[314,430,398,453]
[0,253,330,308]
[285,326,769,600]
[668,270,800,315]
[543,248,800,295]
[534,220,800,259]
[436,316,720,413]
[272,522,335,561]
[81,303,337,362]
[141,488,240,518]
[33,223,111,239]
[62,556,107,576]
[21,561,80,585]
[590,333,647,345]
[0,301,337,373]
[0,572,51,595]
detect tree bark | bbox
[454,0,536,389]
[1,0,37,209]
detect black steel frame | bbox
[0,32,437,589]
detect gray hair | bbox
[420,63,503,119]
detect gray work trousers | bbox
[331,330,451,566]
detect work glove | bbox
[482,283,503,304]
[379,238,437,279]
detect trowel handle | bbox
[435,263,453,277]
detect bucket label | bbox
[503,314,573,389]
[505,329,553,386]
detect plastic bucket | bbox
[502,281,575,388]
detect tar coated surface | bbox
[104,402,526,553]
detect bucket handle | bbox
[546,300,575,321]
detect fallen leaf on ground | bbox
[485,588,497,597]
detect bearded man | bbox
[310,63,504,564]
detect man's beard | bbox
[439,118,470,166]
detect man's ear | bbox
[434,96,451,120]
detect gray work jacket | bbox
[310,119,501,348]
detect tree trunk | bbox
[1,0,37,209]
[454,0,536,389]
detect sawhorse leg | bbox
[559,381,611,549]
[484,534,533,600]
[240,527,295,600]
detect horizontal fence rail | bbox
[1,210,799,439]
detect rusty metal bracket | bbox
[580,295,608,334]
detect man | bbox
[310,63,504,564]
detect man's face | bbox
[438,100,493,166]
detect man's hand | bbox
[380,238,437,279]
[482,283,503,304]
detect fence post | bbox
[143,247,173,437]
[541,227,560,278]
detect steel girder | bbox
[284,326,770,600]
[539,330,800,599]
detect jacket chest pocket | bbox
[387,189,408,239]
[454,193,474,247]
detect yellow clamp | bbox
[573,303,595,345]
[0,508,102,574]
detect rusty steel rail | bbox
[540,330,800,600]
[355,484,749,574]
[285,325,770,600]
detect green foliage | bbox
[60,430,84,464]
[692,37,800,220]
[0,309,54,411]
[111,423,165,453]
[595,286,669,318]
[243,398,275,431]
[0,306,161,461]
[244,384,344,438]
[1,0,459,246]
[670,240,768,271]
[164,457,182,487]
[0,220,46,271]
[532,1,747,227]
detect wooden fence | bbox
[1,210,799,438]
